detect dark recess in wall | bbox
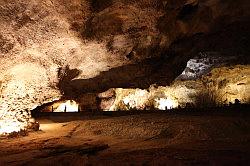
[88,0,113,12]
[177,4,199,20]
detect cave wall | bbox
[107,65,250,111]
[0,0,250,130]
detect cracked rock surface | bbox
[0,0,249,130]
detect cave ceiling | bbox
[0,0,249,109]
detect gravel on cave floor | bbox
[0,112,250,165]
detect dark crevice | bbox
[177,4,199,20]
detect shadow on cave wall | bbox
[167,19,250,62]
[83,13,123,40]
[57,65,82,97]
[60,18,250,99]
[88,0,113,12]
[59,54,186,98]
[61,0,250,99]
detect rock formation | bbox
[108,65,250,111]
[0,0,249,133]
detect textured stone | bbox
[0,0,249,132]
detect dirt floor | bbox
[1,111,250,166]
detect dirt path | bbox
[0,113,250,165]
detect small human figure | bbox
[64,105,67,112]
[235,99,241,105]
[229,102,233,106]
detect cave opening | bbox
[0,0,250,164]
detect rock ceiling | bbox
[0,0,249,133]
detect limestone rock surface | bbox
[0,0,249,133]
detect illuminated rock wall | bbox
[0,0,249,134]
[201,65,250,104]
[108,82,203,111]
[0,63,60,134]
[108,65,250,111]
